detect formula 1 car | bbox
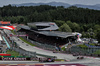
[39,57,55,62]
[77,56,84,59]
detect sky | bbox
[0,0,100,7]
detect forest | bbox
[0,5,100,42]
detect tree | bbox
[66,21,73,27]
[93,25,100,33]
[96,30,100,43]
[72,23,80,32]
[59,23,72,32]
[54,20,65,27]
[68,6,78,9]
[67,21,80,32]
[87,28,95,38]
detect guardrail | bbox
[70,46,100,55]
[12,47,36,57]
[2,36,10,49]
[36,53,56,58]
[22,37,55,51]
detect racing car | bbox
[39,57,55,62]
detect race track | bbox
[2,29,100,66]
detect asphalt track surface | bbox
[2,29,100,66]
[0,59,100,66]
[0,64,87,66]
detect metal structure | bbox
[70,46,100,56]
[27,22,59,31]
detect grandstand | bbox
[17,22,77,46]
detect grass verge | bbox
[6,50,21,56]
[77,44,88,48]
[61,47,66,51]
[55,59,65,61]
[11,30,36,46]
[11,30,16,35]
[93,50,100,54]
[19,37,36,46]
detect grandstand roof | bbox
[35,31,75,38]
[17,25,30,30]
[17,24,75,38]
[27,22,59,31]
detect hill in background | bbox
[11,2,100,10]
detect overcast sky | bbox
[0,0,100,7]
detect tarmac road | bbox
[0,58,100,66]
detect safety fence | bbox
[70,46,100,57]
[28,39,55,51]
[20,38,57,58]
[36,53,56,58]
[12,47,36,57]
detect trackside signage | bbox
[0,57,31,61]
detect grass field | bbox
[93,50,100,54]
[11,30,36,46]
[6,50,21,56]
[19,37,36,46]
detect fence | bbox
[12,47,36,57]
[36,53,56,58]
[70,46,100,56]
[18,34,55,51]
[28,39,55,51]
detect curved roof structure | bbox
[35,31,75,38]
[17,22,77,38]
[27,22,59,31]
